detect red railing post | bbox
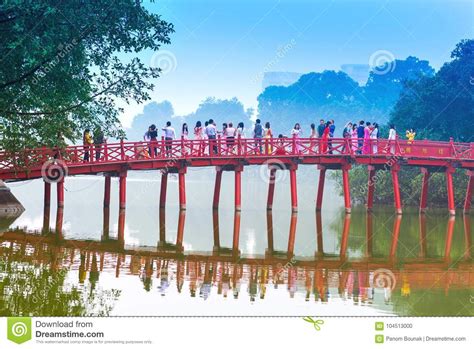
[103,142,108,162]
[292,134,297,155]
[181,135,185,157]
[120,138,125,161]
[237,135,242,156]
[217,135,222,156]
[161,136,166,158]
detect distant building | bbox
[262,72,302,89]
[340,64,370,85]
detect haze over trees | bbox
[0,0,174,151]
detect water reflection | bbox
[0,210,472,316]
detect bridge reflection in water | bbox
[0,211,472,316]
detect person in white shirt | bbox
[162,121,175,157]
[370,122,379,154]
[205,119,218,154]
[387,124,397,154]
[225,122,236,153]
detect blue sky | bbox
[121,0,473,126]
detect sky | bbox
[120,0,473,127]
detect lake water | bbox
[0,167,472,316]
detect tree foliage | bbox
[0,0,174,150]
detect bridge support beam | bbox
[102,175,111,240]
[342,164,351,214]
[55,179,64,237]
[464,170,473,213]
[316,166,326,211]
[391,165,402,215]
[445,216,456,261]
[316,211,323,256]
[340,214,351,259]
[176,210,185,249]
[159,172,168,210]
[213,167,223,210]
[266,210,274,253]
[234,167,242,212]
[42,181,51,234]
[287,212,297,257]
[389,215,402,259]
[289,165,298,212]
[446,166,456,216]
[117,171,127,243]
[178,168,186,210]
[212,209,220,250]
[232,210,241,255]
[267,168,276,210]
[419,168,430,214]
[366,166,376,211]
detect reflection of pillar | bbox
[419,213,427,258]
[389,215,402,259]
[117,172,127,243]
[340,214,351,259]
[211,210,220,250]
[464,171,473,213]
[43,181,51,233]
[463,214,472,260]
[391,165,402,215]
[176,209,186,249]
[159,209,166,245]
[213,168,222,210]
[234,167,242,212]
[289,166,298,212]
[232,210,241,253]
[316,166,326,211]
[178,168,186,211]
[342,164,351,214]
[445,216,455,261]
[55,179,64,237]
[419,168,430,213]
[316,211,323,256]
[366,212,373,257]
[102,175,111,240]
[446,167,456,216]
[367,166,376,211]
[267,168,276,210]
[266,210,274,252]
[287,212,297,256]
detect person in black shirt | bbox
[317,119,325,137]
[357,120,365,154]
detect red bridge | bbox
[1,137,473,253]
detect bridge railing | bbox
[0,136,472,174]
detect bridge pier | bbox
[234,166,242,211]
[102,175,111,240]
[419,168,430,213]
[266,210,274,253]
[315,211,323,257]
[342,164,351,214]
[366,166,376,211]
[176,209,186,249]
[389,215,402,259]
[464,170,473,213]
[159,172,168,210]
[444,216,456,261]
[339,214,351,259]
[55,179,64,237]
[212,167,223,210]
[212,209,220,250]
[266,168,276,210]
[42,181,51,233]
[289,165,298,212]
[391,165,402,215]
[178,168,186,210]
[316,166,326,211]
[287,212,298,257]
[117,171,127,243]
[232,210,241,255]
[446,166,456,216]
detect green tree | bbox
[0,0,174,150]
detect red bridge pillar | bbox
[178,168,187,211]
[159,171,168,210]
[342,164,351,214]
[316,166,326,211]
[213,167,223,210]
[117,171,127,243]
[287,212,297,257]
[176,210,186,249]
[340,214,351,259]
[446,166,456,216]
[234,166,243,211]
[55,179,64,237]
[267,168,276,210]
[102,175,111,240]
[266,210,274,253]
[43,181,51,233]
[212,209,220,250]
[232,210,241,255]
[389,215,402,259]
[289,164,298,212]
[391,165,402,215]
[445,216,456,261]
[366,166,376,211]
[419,168,430,213]
[366,212,373,257]
[464,170,473,213]
[316,211,323,256]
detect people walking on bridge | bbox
[328,119,335,154]
[386,124,397,154]
[225,122,236,153]
[182,123,189,155]
[236,122,245,138]
[291,123,303,153]
[264,122,273,154]
[162,121,176,157]
[83,129,93,162]
[351,123,358,152]
[320,121,331,153]
[253,119,264,154]
[363,121,372,154]
[310,123,317,152]
[371,123,379,154]
[342,122,352,153]
[93,127,106,161]
[194,121,204,155]
[148,124,158,157]
[317,119,326,137]
[205,119,217,154]
[357,121,365,154]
